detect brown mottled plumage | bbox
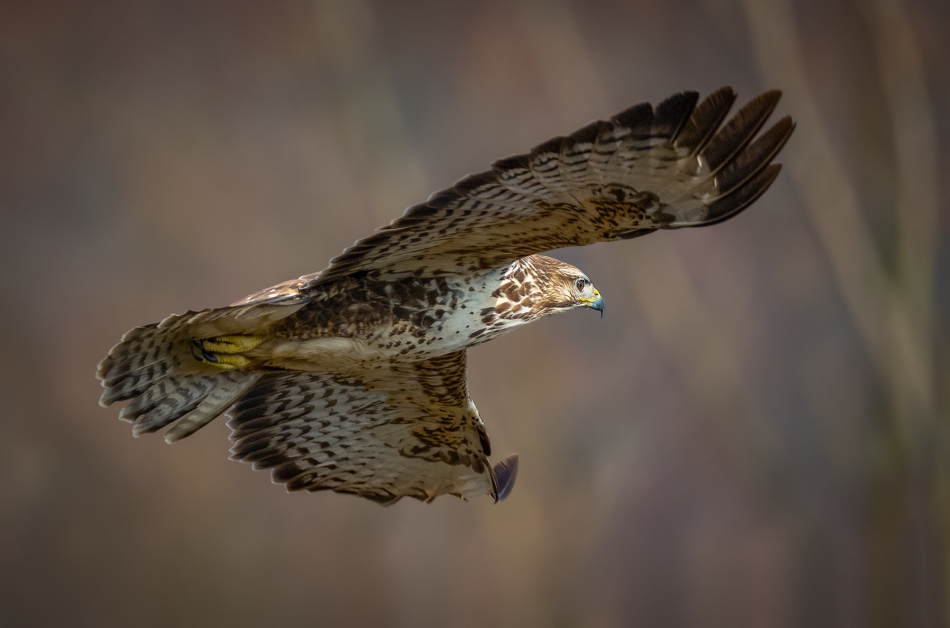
[98,87,793,504]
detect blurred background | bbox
[1,0,948,626]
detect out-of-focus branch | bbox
[740,0,892,391]
[856,1,944,623]
[742,0,940,456]
[859,0,939,438]
[742,0,944,624]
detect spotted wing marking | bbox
[227,350,506,504]
[308,88,793,284]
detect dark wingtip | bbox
[702,89,784,173]
[674,87,737,154]
[702,162,784,225]
[492,454,519,502]
[713,115,795,200]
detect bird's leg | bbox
[192,335,264,369]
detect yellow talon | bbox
[192,335,263,368]
[208,354,252,369]
[201,335,264,354]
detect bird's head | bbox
[499,255,604,319]
[571,275,605,317]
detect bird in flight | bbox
[98,87,794,505]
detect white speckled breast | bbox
[259,265,533,372]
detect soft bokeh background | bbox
[1,0,948,626]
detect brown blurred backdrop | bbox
[1,0,948,626]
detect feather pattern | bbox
[227,351,500,504]
[98,302,302,438]
[97,88,792,506]
[307,88,792,284]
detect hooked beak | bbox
[588,289,605,318]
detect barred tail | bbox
[97,303,299,443]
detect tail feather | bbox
[123,375,215,435]
[164,373,260,443]
[98,302,301,442]
[102,367,176,407]
[97,324,184,405]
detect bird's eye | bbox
[575,279,587,291]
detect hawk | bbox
[98,87,793,505]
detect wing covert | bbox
[229,271,324,307]
[226,350,509,504]
[308,87,793,286]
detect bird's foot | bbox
[192,335,264,369]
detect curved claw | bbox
[192,335,263,369]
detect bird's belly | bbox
[264,336,386,372]
[263,318,506,371]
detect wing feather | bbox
[701,90,782,174]
[309,87,790,285]
[675,87,737,155]
[226,350,508,504]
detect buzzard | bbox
[98,87,793,505]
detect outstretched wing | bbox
[226,350,517,505]
[310,87,793,285]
